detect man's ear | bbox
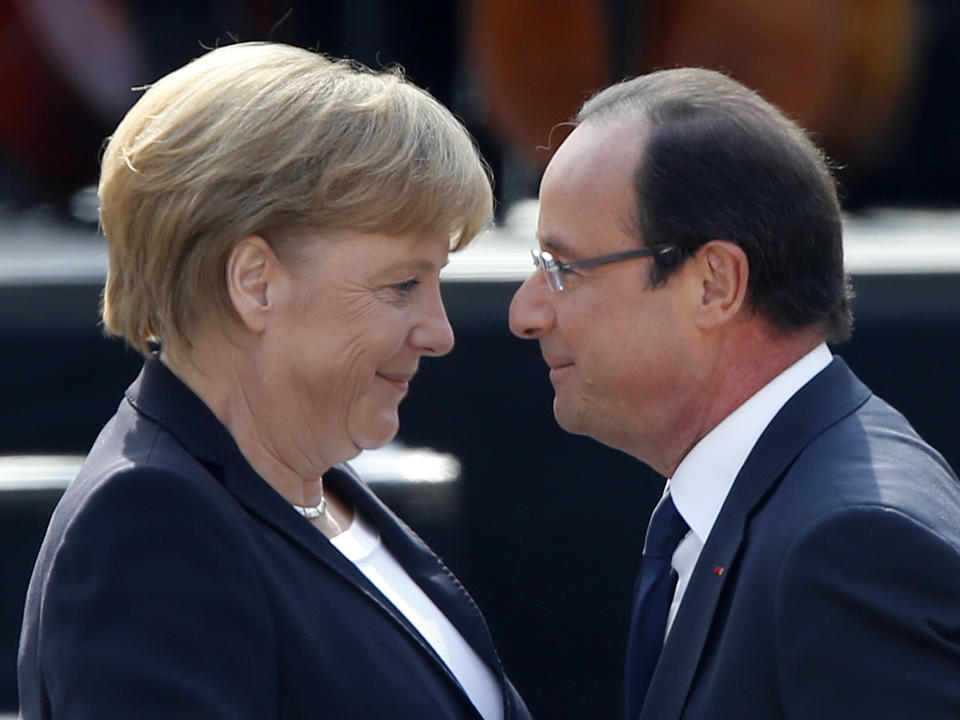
[692,240,750,329]
[226,235,284,333]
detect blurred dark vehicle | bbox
[2,207,960,718]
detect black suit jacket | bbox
[18,358,531,719]
[636,358,960,719]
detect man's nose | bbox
[508,272,555,339]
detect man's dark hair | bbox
[577,68,853,343]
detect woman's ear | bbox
[226,235,283,333]
[693,240,750,329]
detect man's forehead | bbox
[536,129,644,254]
[542,117,646,192]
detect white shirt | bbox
[665,343,833,633]
[329,511,504,720]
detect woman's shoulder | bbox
[46,407,246,564]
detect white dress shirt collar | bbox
[668,343,833,546]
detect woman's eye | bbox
[394,278,420,293]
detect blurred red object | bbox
[0,0,142,204]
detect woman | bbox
[18,42,530,720]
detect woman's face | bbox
[259,229,454,472]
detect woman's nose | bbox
[411,284,455,356]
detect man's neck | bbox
[660,322,826,478]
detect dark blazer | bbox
[637,357,960,719]
[18,358,531,720]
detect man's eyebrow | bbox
[540,236,573,257]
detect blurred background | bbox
[2,1,959,718]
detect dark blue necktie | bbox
[624,493,689,720]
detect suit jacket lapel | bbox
[640,358,872,719]
[128,360,424,636]
[329,464,505,673]
[127,360,361,586]
[126,359,492,716]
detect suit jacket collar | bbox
[125,357,501,717]
[639,357,872,720]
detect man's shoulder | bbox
[795,391,955,492]
[760,391,960,543]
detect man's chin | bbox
[553,399,587,437]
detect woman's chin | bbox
[350,413,401,452]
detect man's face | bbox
[508,118,702,470]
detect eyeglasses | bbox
[530,244,677,292]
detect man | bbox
[508,68,960,719]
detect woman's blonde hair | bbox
[99,42,493,356]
